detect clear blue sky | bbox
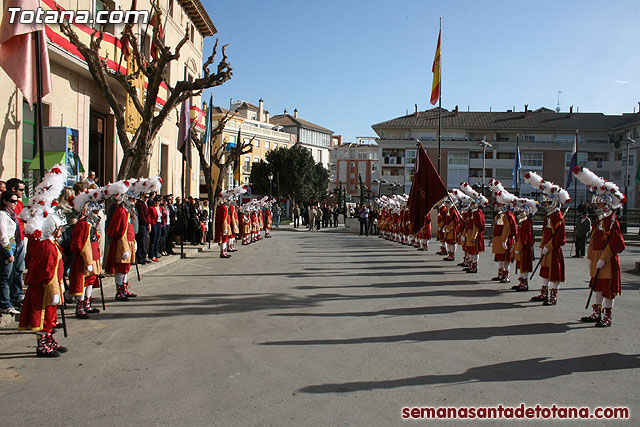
[201,0,640,142]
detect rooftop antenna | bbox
[556,90,562,113]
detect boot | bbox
[443,252,455,261]
[457,257,467,267]
[500,271,511,283]
[543,288,558,305]
[115,284,130,302]
[515,277,529,292]
[595,308,612,327]
[531,285,548,302]
[492,269,503,281]
[466,262,478,273]
[75,300,89,319]
[36,333,60,357]
[124,282,137,298]
[46,332,68,353]
[581,304,602,322]
[85,298,100,314]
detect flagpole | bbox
[34,32,45,182]
[574,130,578,235]
[437,17,442,175]
[516,133,520,195]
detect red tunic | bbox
[437,205,447,242]
[492,211,517,262]
[105,205,135,274]
[69,218,91,296]
[587,216,625,299]
[215,204,230,243]
[515,217,534,273]
[444,206,461,244]
[466,209,485,255]
[539,210,566,282]
[18,239,64,332]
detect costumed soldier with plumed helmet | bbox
[104,180,138,301]
[68,186,106,318]
[488,179,518,284]
[511,197,537,291]
[441,193,461,261]
[524,171,570,305]
[450,189,471,269]
[460,182,488,274]
[572,166,626,327]
[436,201,448,255]
[215,190,232,258]
[18,165,69,357]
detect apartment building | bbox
[329,137,380,202]
[0,0,213,197]
[372,106,640,207]
[206,99,295,193]
[270,109,333,169]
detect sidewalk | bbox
[0,244,206,330]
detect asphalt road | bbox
[1,230,639,426]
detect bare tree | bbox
[58,2,232,179]
[190,110,253,236]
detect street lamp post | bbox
[623,137,636,233]
[478,139,494,197]
[268,172,274,198]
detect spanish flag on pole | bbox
[430,29,441,105]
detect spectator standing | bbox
[302,206,309,227]
[293,204,300,228]
[84,171,97,188]
[6,179,26,307]
[166,195,177,254]
[322,204,330,228]
[135,193,150,264]
[273,203,282,228]
[332,204,339,227]
[0,191,19,315]
[573,211,591,258]
[316,204,323,230]
[148,196,160,261]
[359,204,369,236]
[308,205,316,231]
[199,200,209,244]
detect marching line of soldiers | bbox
[16,166,279,358]
[373,168,627,328]
[214,188,275,259]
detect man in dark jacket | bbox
[573,211,591,258]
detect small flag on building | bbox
[565,134,578,188]
[177,97,192,167]
[512,142,521,188]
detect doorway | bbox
[89,111,105,185]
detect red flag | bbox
[150,6,164,60]
[430,29,441,105]
[0,0,52,107]
[407,144,448,233]
[120,0,137,59]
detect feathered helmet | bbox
[450,188,472,210]
[523,171,571,214]
[514,197,538,221]
[488,179,516,210]
[572,166,625,218]
[460,182,488,208]
[128,177,163,198]
[20,164,68,241]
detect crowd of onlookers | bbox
[288,202,380,235]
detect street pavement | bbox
[1,230,639,426]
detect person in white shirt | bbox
[0,191,19,315]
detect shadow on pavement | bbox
[298,353,640,393]
[270,301,532,318]
[261,322,580,346]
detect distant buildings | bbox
[329,137,380,203]
[372,106,640,207]
[270,109,333,169]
